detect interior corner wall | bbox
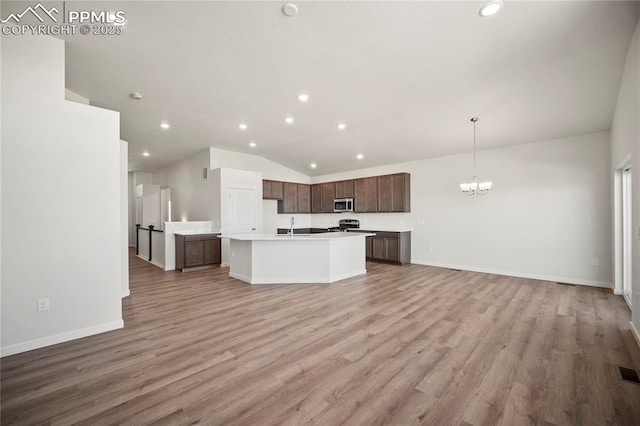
[152,149,217,225]
[311,132,612,287]
[1,35,123,356]
[611,16,640,339]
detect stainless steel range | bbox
[328,219,360,232]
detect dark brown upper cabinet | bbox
[262,180,284,200]
[311,184,323,213]
[390,173,410,212]
[297,184,311,213]
[272,173,409,214]
[277,182,310,213]
[311,182,336,213]
[278,182,298,213]
[321,182,336,213]
[354,177,378,213]
[334,180,354,199]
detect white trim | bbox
[149,259,164,269]
[1,320,124,357]
[613,155,632,297]
[229,270,366,285]
[614,288,624,295]
[623,293,633,310]
[411,259,612,289]
[630,321,640,350]
[121,289,130,298]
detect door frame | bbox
[613,154,632,309]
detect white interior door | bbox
[228,187,257,234]
[622,167,632,307]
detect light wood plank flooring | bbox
[2,251,640,425]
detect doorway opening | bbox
[615,155,632,310]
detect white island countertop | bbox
[221,232,373,284]
[221,232,374,241]
[355,227,412,233]
[173,230,221,236]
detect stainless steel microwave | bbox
[334,198,354,212]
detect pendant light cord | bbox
[473,119,477,178]
[471,117,478,179]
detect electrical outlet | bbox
[591,258,599,267]
[37,298,50,312]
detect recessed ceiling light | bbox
[249,141,257,148]
[356,153,364,160]
[238,123,248,130]
[298,93,309,102]
[310,162,317,169]
[142,151,150,157]
[479,0,503,17]
[285,117,294,124]
[282,3,298,17]
[130,92,143,100]
[160,122,170,129]
[338,123,346,130]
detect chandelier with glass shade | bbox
[460,117,492,195]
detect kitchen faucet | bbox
[290,216,295,237]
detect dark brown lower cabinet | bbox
[360,230,411,265]
[176,233,221,271]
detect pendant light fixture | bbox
[460,117,492,195]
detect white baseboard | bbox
[229,271,251,283]
[411,259,612,289]
[631,321,640,350]
[1,320,124,358]
[121,289,130,298]
[614,288,624,295]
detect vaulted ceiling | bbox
[52,1,640,175]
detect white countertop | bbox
[355,227,413,232]
[173,230,220,236]
[221,232,375,241]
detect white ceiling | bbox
[55,1,639,175]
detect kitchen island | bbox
[221,232,374,284]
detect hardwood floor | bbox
[2,251,640,425]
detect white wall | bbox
[153,149,216,223]
[210,147,309,183]
[153,148,308,232]
[138,184,161,228]
[311,132,612,287]
[120,141,130,298]
[611,17,640,341]
[1,36,123,356]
